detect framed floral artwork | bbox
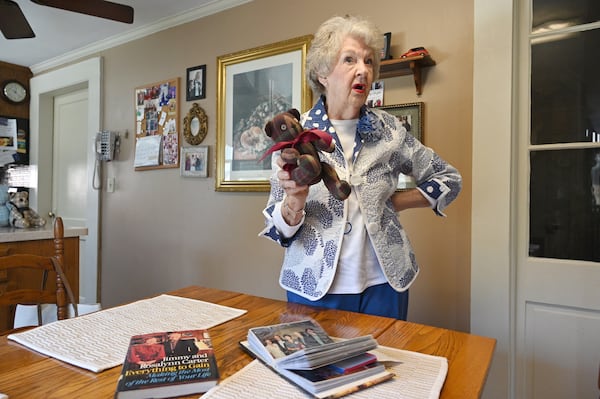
[215,35,313,192]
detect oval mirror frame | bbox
[183,103,208,145]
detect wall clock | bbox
[1,80,28,104]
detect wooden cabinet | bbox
[379,54,436,95]
[0,236,80,331]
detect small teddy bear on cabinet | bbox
[6,191,46,228]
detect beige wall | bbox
[93,0,473,331]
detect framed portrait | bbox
[381,32,392,60]
[181,146,208,177]
[378,102,424,191]
[186,65,206,101]
[215,35,313,192]
[377,102,423,142]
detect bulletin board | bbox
[134,77,180,171]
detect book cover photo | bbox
[114,329,219,399]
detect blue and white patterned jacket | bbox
[260,97,462,300]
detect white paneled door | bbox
[30,57,102,305]
[52,89,91,304]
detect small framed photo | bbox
[377,102,423,142]
[186,65,206,101]
[366,81,384,107]
[181,146,208,177]
[381,32,392,60]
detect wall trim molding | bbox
[30,0,252,74]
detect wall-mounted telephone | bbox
[93,130,120,190]
[95,130,119,161]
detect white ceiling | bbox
[0,0,249,71]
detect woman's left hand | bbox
[276,150,309,225]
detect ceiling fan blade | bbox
[31,0,134,24]
[0,0,36,39]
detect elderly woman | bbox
[260,15,462,320]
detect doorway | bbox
[29,57,102,304]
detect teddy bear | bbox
[262,108,351,201]
[5,191,47,228]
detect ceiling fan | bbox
[0,0,134,39]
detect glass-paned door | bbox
[516,1,600,398]
[530,1,600,260]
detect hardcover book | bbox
[242,319,394,398]
[114,329,219,399]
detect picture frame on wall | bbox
[186,64,206,101]
[377,102,423,142]
[215,35,313,192]
[180,146,208,177]
[0,117,18,151]
[381,32,392,60]
[377,102,424,190]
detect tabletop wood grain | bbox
[0,286,495,398]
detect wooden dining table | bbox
[0,286,496,398]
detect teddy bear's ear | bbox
[287,108,301,121]
[264,120,274,137]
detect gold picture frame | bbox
[183,103,208,145]
[215,35,313,192]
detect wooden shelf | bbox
[379,54,436,95]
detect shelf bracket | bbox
[409,61,423,95]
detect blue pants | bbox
[287,283,409,320]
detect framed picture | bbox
[181,146,208,177]
[186,65,206,101]
[0,117,18,150]
[377,102,423,142]
[381,32,392,60]
[215,35,313,192]
[377,102,424,191]
[366,81,384,108]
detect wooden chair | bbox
[0,217,78,333]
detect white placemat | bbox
[203,345,447,399]
[8,294,246,372]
